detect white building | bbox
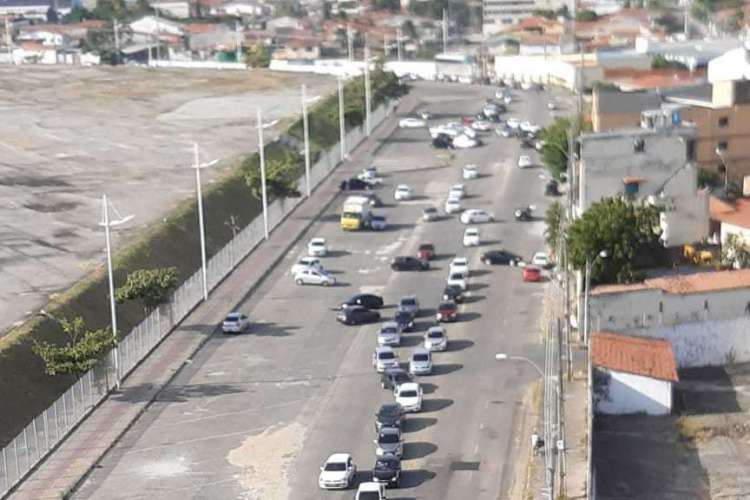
[592,331,678,415]
[152,0,193,19]
[220,1,265,17]
[482,0,572,34]
[16,28,69,46]
[129,16,184,39]
[577,107,709,247]
[494,54,604,90]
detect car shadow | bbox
[447,339,475,352]
[403,417,438,433]
[406,195,430,202]
[460,312,482,322]
[419,382,438,394]
[402,441,438,460]
[432,253,452,261]
[318,213,341,223]
[432,363,463,376]
[411,321,433,333]
[421,398,454,413]
[463,294,485,304]
[380,223,417,232]
[468,283,488,292]
[417,308,436,319]
[400,469,437,488]
[252,322,300,337]
[331,281,351,288]
[470,269,492,278]
[325,250,351,258]
[480,239,502,246]
[400,335,425,347]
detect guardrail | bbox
[0,99,397,498]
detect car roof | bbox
[375,346,395,353]
[400,295,417,301]
[358,482,383,492]
[396,184,410,189]
[381,321,399,328]
[310,237,325,243]
[398,382,420,391]
[452,257,467,262]
[412,347,430,355]
[327,453,351,462]
[428,326,445,334]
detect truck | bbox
[341,195,372,230]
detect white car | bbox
[429,122,462,138]
[548,100,557,110]
[504,95,512,105]
[377,321,402,347]
[394,184,413,201]
[399,116,427,128]
[318,453,356,489]
[535,139,547,152]
[373,346,399,372]
[356,482,386,500]
[449,184,465,199]
[497,126,513,138]
[357,171,382,185]
[290,256,323,275]
[394,382,423,412]
[447,271,467,290]
[424,326,448,352]
[463,227,480,247]
[222,312,249,334]
[506,117,520,129]
[494,88,505,99]
[460,209,494,224]
[452,134,480,149]
[449,257,469,275]
[307,237,328,257]
[518,155,532,169]
[471,120,493,131]
[294,268,335,286]
[445,197,462,214]
[462,164,479,179]
[461,126,478,139]
[532,251,552,269]
[520,121,541,134]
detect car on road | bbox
[362,192,384,207]
[222,312,249,334]
[372,454,401,488]
[463,227,480,247]
[447,271,467,290]
[545,179,560,196]
[518,155,532,169]
[445,197,462,214]
[294,268,336,286]
[374,426,403,457]
[532,251,552,269]
[373,346,399,372]
[481,249,522,266]
[290,256,323,276]
[307,237,328,256]
[394,184,413,201]
[398,116,427,128]
[341,293,384,310]
[449,183,466,199]
[506,117,520,129]
[356,481,387,500]
[429,122,462,138]
[514,205,534,221]
[391,256,429,271]
[340,178,375,191]
[377,321,402,347]
[449,257,469,275]
[436,301,458,322]
[357,171,382,185]
[462,164,479,179]
[398,295,419,316]
[523,266,543,282]
[395,382,423,412]
[422,206,439,221]
[496,125,514,138]
[460,209,494,224]
[432,133,454,149]
[375,402,404,431]
[394,309,415,332]
[471,119,493,131]
[442,284,465,303]
[417,243,436,261]
[318,453,356,490]
[370,214,387,231]
[452,134,480,149]
[548,100,557,110]
[409,347,433,375]
[418,110,432,120]
[337,306,381,325]
[380,367,413,390]
[424,326,448,351]
[520,138,535,149]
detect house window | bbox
[718,140,728,152]
[719,116,729,127]
[634,138,645,153]
[686,139,696,161]
[624,182,640,195]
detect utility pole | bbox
[442,8,448,53]
[346,24,353,61]
[396,27,402,61]
[257,108,269,239]
[301,84,312,197]
[235,20,243,63]
[154,7,161,61]
[4,16,12,64]
[364,38,371,136]
[191,143,218,300]
[557,318,567,498]
[338,77,346,160]
[113,19,121,65]
[383,33,388,60]
[684,0,690,39]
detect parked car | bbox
[362,192,384,207]
[337,306,381,325]
[496,125,513,138]
[341,294,384,310]
[398,116,426,128]
[449,257,469,275]
[318,453,356,490]
[370,214,387,231]
[545,179,560,196]
[294,268,335,286]
[340,178,375,191]
[394,382,423,412]
[481,249,522,266]
[394,184,413,201]
[424,325,448,351]
[506,117,520,129]
[532,251,552,269]
[452,134,480,149]
[222,312,249,334]
[449,183,466,199]
[442,284,465,303]
[422,206,439,221]
[460,209,494,224]
[417,243,436,261]
[445,197,462,214]
[436,300,458,322]
[432,133,454,149]
[398,295,420,316]
[356,482,387,500]
[447,271,467,291]
[372,455,401,488]
[523,266,543,282]
[471,119,493,131]
[374,426,403,457]
[380,367,413,390]
[409,347,433,375]
[463,227,480,246]
[290,256,323,275]
[391,256,429,271]
[377,321,402,347]
[307,237,328,257]
[462,164,479,179]
[517,155,532,169]
[514,206,534,221]
[394,309,415,332]
[375,402,405,431]
[373,346,400,373]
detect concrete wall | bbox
[493,55,604,90]
[721,222,750,245]
[596,369,672,415]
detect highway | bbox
[73,82,569,500]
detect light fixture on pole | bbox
[301,85,321,198]
[495,353,545,377]
[191,143,219,300]
[255,108,278,239]
[715,146,729,191]
[99,195,133,390]
[583,250,608,345]
[338,77,346,161]
[364,39,372,136]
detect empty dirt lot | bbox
[0,65,333,334]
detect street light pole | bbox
[716,147,729,191]
[494,353,544,377]
[191,143,218,300]
[338,77,346,160]
[257,107,269,239]
[302,84,312,198]
[364,40,372,136]
[583,250,608,345]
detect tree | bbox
[697,167,720,188]
[532,9,555,19]
[243,145,303,200]
[539,117,571,180]
[374,0,400,12]
[244,44,270,68]
[92,0,128,20]
[63,6,91,23]
[566,198,662,284]
[32,317,116,376]
[115,267,179,311]
[722,233,750,268]
[545,200,564,253]
[555,5,570,18]
[81,27,116,64]
[575,9,598,21]
[651,54,687,70]
[402,19,417,39]
[725,8,745,33]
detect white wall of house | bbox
[493,55,604,90]
[596,369,672,415]
[385,61,437,80]
[222,3,264,16]
[17,30,68,46]
[153,1,192,19]
[720,222,750,245]
[130,16,184,37]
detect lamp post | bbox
[494,353,544,377]
[716,146,729,191]
[583,250,608,345]
[364,40,372,136]
[255,108,279,239]
[99,195,133,389]
[191,143,219,300]
[338,77,346,161]
[301,85,321,198]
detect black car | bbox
[380,367,414,390]
[341,293,384,310]
[520,138,535,149]
[372,454,401,487]
[432,133,454,149]
[481,249,522,266]
[375,402,404,431]
[545,179,560,196]
[391,256,429,271]
[394,309,415,332]
[442,284,465,303]
[514,206,533,221]
[362,192,384,207]
[336,306,381,325]
[340,178,374,191]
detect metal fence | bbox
[0,100,397,498]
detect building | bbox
[592,88,662,131]
[434,52,479,82]
[589,268,750,367]
[710,195,750,246]
[637,37,743,73]
[592,331,678,415]
[482,0,572,35]
[577,108,709,246]
[152,0,194,19]
[0,0,70,21]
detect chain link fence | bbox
[0,100,397,498]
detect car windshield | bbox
[379,433,399,443]
[380,405,399,416]
[225,314,240,321]
[428,331,443,338]
[395,372,410,382]
[467,230,478,236]
[324,462,347,471]
[375,459,396,469]
[401,298,416,306]
[440,302,455,309]
[450,273,464,280]
[424,208,436,213]
[414,354,429,362]
[400,390,418,398]
[373,216,384,222]
[380,352,395,360]
[381,327,397,335]
[359,492,381,500]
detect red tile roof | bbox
[710,195,750,230]
[592,268,750,296]
[592,331,678,382]
[603,68,707,91]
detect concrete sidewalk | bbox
[9,95,418,500]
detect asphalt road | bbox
[73,82,571,500]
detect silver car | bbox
[377,321,402,347]
[398,295,419,316]
[409,347,433,375]
[373,346,400,373]
[424,326,448,352]
[374,426,403,457]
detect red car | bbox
[417,243,436,261]
[523,266,543,282]
[436,301,458,322]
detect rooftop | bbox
[595,88,662,114]
[710,195,750,229]
[604,68,707,92]
[592,268,750,296]
[592,331,679,383]
[662,82,713,105]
